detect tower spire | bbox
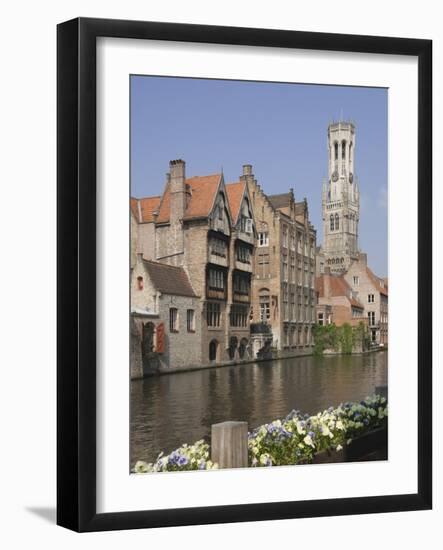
[322,120,359,273]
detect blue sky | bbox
[131,76,388,277]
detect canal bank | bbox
[131,350,388,463]
[137,345,387,377]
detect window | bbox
[240,216,253,233]
[353,276,359,286]
[368,311,376,326]
[318,312,324,326]
[368,294,375,303]
[186,309,195,332]
[335,213,340,230]
[209,340,218,361]
[283,285,289,321]
[207,302,221,327]
[282,257,288,282]
[342,140,346,159]
[208,268,225,290]
[330,214,334,231]
[210,238,226,257]
[233,272,250,295]
[136,275,144,290]
[290,233,296,251]
[258,252,270,278]
[334,142,338,160]
[282,226,288,248]
[230,305,248,327]
[258,232,269,246]
[169,308,178,332]
[290,292,296,320]
[237,244,251,263]
[259,294,270,321]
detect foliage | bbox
[313,323,339,355]
[133,395,387,473]
[133,439,218,473]
[339,323,354,354]
[248,394,387,467]
[313,321,370,355]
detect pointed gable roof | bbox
[366,266,388,296]
[225,181,246,224]
[154,173,222,224]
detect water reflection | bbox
[131,351,387,463]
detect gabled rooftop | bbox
[143,260,198,298]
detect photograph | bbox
[129,76,388,473]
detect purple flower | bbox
[177,456,188,466]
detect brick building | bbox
[343,253,388,345]
[131,159,257,370]
[131,254,201,376]
[241,165,317,353]
[315,267,366,327]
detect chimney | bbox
[359,252,367,266]
[323,268,331,297]
[240,164,254,184]
[169,159,186,223]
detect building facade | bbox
[315,267,366,327]
[131,254,201,376]
[343,253,388,345]
[131,159,257,369]
[243,165,317,353]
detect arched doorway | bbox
[142,322,155,356]
[228,336,238,360]
[142,322,158,372]
[209,339,219,362]
[239,338,248,359]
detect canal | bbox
[131,350,387,464]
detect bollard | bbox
[211,421,248,469]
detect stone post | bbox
[211,421,248,469]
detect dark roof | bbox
[143,260,197,297]
[267,193,292,209]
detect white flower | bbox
[336,444,343,451]
[303,434,315,448]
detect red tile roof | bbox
[155,174,222,224]
[143,260,197,297]
[366,267,388,296]
[316,274,364,309]
[130,196,161,223]
[139,196,161,223]
[225,181,246,224]
[130,197,139,221]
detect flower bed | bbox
[133,394,387,473]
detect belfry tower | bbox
[321,121,360,273]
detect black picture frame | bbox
[57,17,432,532]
